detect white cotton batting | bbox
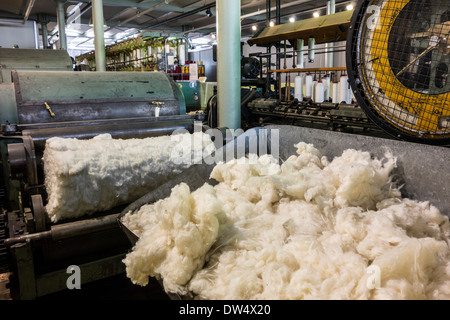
[43,132,215,222]
[122,141,450,300]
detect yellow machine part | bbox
[362,0,450,138]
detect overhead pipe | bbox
[216,0,241,130]
[92,0,106,71]
[55,0,67,50]
[66,2,83,18]
[66,3,92,25]
[23,0,36,24]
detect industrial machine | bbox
[244,1,450,146]
[347,0,450,145]
[0,48,73,83]
[242,10,389,137]
[0,67,196,299]
[246,98,386,136]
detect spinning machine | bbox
[246,0,450,145]
[0,50,195,299]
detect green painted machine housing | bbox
[176,80,201,111]
[0,48,73,83]
[6,70,186,126]
[176,80,216,112]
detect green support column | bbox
[216,0,241,130]
[55,0,67,51]
[92,0,106,72]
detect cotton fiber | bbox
[122,183,223,294]
[43,132,215,222]
[122,142,450,300]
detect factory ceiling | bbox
[0,0,353,55]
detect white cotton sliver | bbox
[43,132,215,222]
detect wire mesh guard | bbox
[347,0,450,145]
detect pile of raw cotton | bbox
[122,142,450,300]
[43,132,215,222]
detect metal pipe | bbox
[23,0,36,24]
[326,0,336,68]
[66,3,92,26]
[3,214,120,247]
[23,120,195,154]
[216,0,241,130]
[55,0,67,50]
[275,0,281,98]
[42,23,49,49]
[266,0,272,94]
[4,231,52,247]
[92,0,106,72]
[51,214,120,241]
[66,2,83,18]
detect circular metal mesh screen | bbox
[347,0,450,145]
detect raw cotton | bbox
[122,183,223,294]
[122,142,450,300]
[43,132,215,222]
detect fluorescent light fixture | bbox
[346,4,354,10]
[269,21,275,27]
[313,11,320,18]
[252,25,257,31]
[289,17,295,23]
